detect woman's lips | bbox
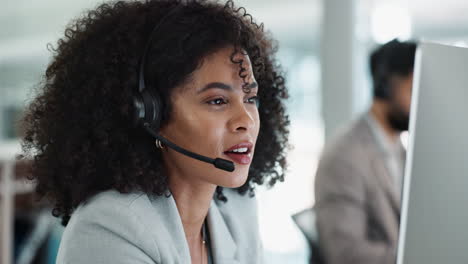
[224,152,252,165]
[223,142,253,165]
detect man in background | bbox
[314,39,417,264]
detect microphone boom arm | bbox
[143,123,235,172]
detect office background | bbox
[1,0,467,263]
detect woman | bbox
[22,0,289,263]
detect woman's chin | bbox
[217,171,249,188]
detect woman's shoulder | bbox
[57,190,163,263]
[66,190,152,227]
[64,189,158,239]
[76,190,149,215]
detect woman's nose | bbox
[228,102,256,132]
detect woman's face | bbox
[160,47,260,188]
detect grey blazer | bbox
[56,188,262,264]
[314,116,403,264]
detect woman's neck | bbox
[169,175,216,240]
[169,175,214,264]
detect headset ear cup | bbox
[375,77,388,99]
[132,89,161,129]
[374,63,391,100]
[141,89,162,129]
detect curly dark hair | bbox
[21,0,289,226]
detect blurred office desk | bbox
[0,159,57,264]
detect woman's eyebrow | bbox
[197,82,232,94]
[197,81,258,94]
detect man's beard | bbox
[387,102,410,132]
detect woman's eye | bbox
[207,98,227,105]
[246,96,259,107]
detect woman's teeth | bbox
[230,147,248,153]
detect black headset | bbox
[132,5,182,129]
[373,61,392,100]
[373,39,414,100]
[132,4,235,172]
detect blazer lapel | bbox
[149,195,192,263]
[370,153,401,215]
[207,200,240,264]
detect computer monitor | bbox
[397,42,468,264]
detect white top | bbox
[365,112,406,194]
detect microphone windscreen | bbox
[213,158,235,172]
